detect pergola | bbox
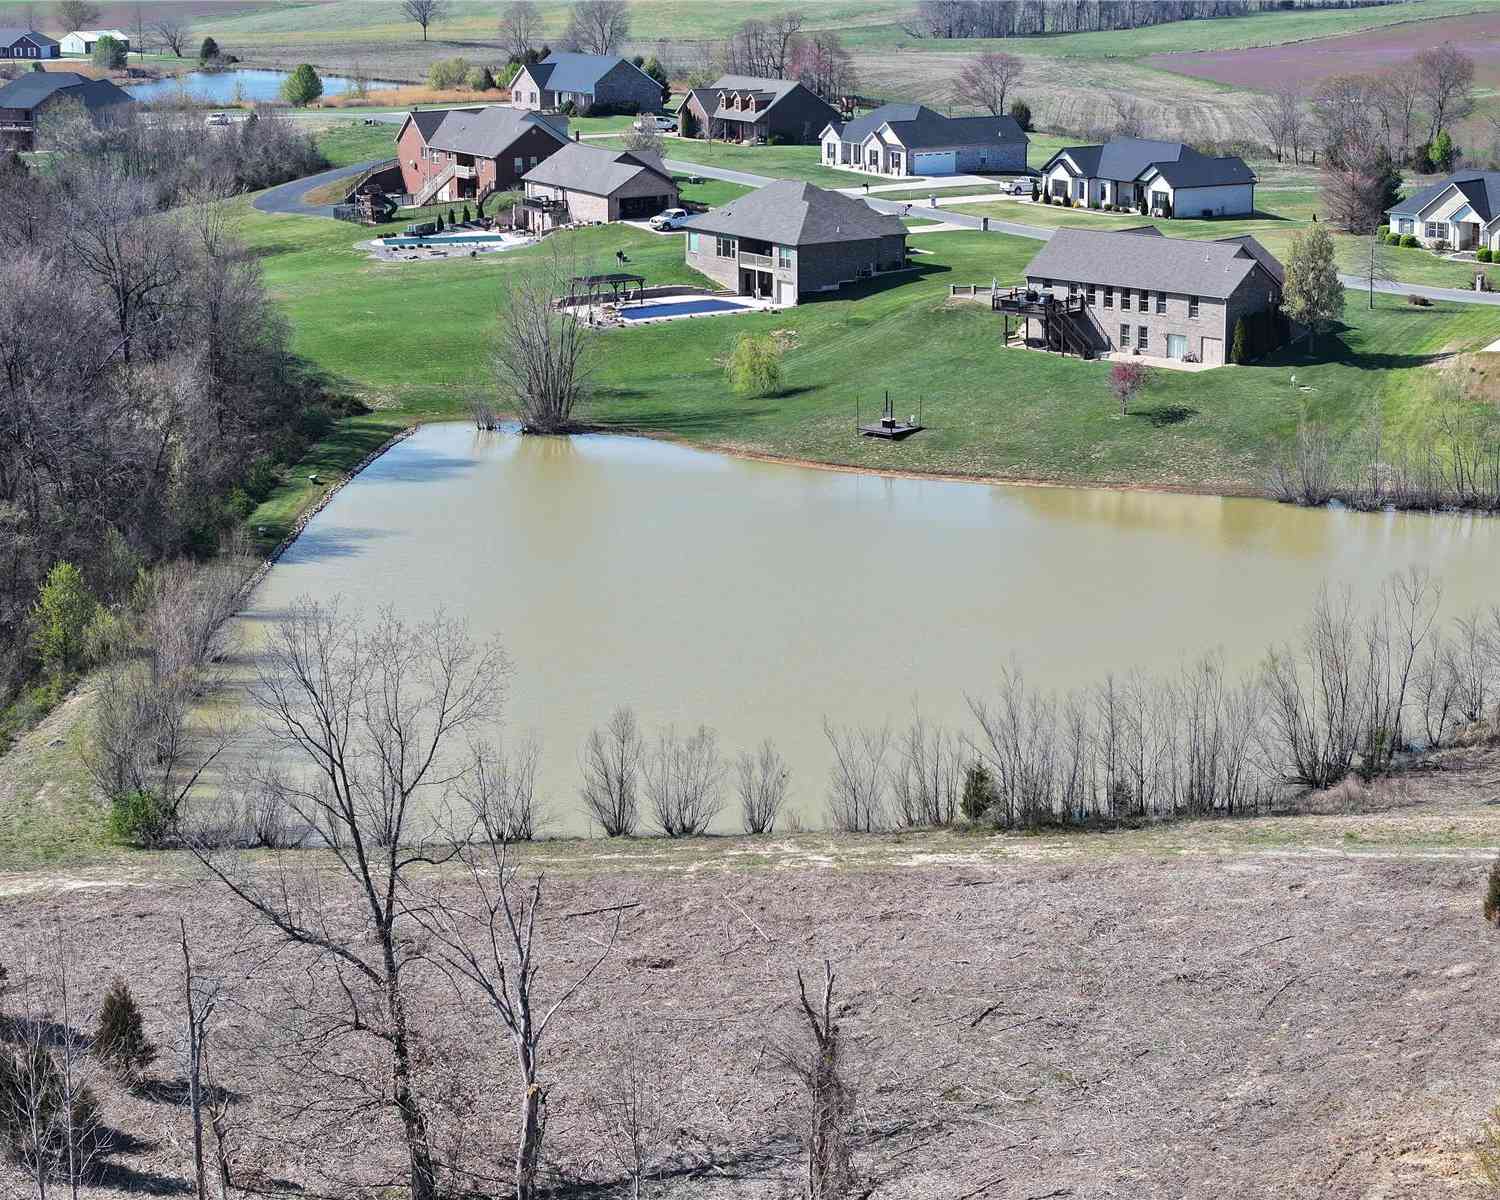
[569,273,646,306]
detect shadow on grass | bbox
[800,260,951,306]
[588,399,782,435]
[133,1076,237,1108]
[1132,403,1198,427]
[0,1014,90,1051]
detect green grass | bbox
[234,200,1500,526]
[675,176,753,208]
[617,138,867,187]
[0,688,110,869]
[310,121,399,167]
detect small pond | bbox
[124,68,402,104]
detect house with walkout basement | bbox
[395,105,570,209]
[509,52,664,115]
[819,103,1027,178]
[514,142,678,232]
[1039,138,1256,218]
[1386,171,1500,252]
[678,74,839,145]
[0,70,133,150]
[1006,226,1285,365]
[681,180,908,306]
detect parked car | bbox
[636,113,676,133]
[1007,179,1030,195]
[205,112,230,126]
[649,207,689,231]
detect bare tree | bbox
[1250,86,1304,164]
[401,0,447,41]
[179,920,221,1200]
[1371,65,1421,162]
[736,738,789,834]
[769,961,856,1200]
[952,51,1023,116]
[789,31,856,103]
[1415,43,1475,143]
[55,0,100,33]
[567,0,630,55]
[461,736,545,841]
[644,724,725,837]
[409,823,629,1200]
[890,707,961,827]
[186,599,506,1200]
[492,248,594,434]
[1360,228,1395,310]
[498,0,543,63]
[580,706,643,836]
[586,1030,679,1199]
[154,17,191,57]
[1108,93,1148,139]
[619,124,663,155]
[822,718,889,832]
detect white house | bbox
[60,29,129,55]
[1039,138,1255,218]
[819,103,1027,178]
[1386,172,1500,252]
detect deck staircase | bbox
[412,162,456,208]
[991,289,1101,360]
[475,183,498,216]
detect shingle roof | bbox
[67,29,129,40]
[427,105,569,157]
[680,180,906,246]
[0,28,59,47]
[1047,138,1254,188]
[1147,153,1256,188]
[0,71,133,112]
[1387,171,1500,223]
[529,52,653,97]
[522,142,672,195]
[1023,227,1278,299]
[835,102,1025,150]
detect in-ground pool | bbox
[617,298,752,320]
[381,233,523,248]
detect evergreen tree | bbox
[31,562,96,681]
[91,35,127,69]
[281,63,323,107]
[95,977,157,1082]
[960,762,998,822]
[1230,317,1248,364]
[1485,853,1500,927]
[1008,98,1032,132]
[1432,130,1457,173]
[198,36,219,63]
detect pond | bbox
[241,422,1500,835]
[123,68,402,104]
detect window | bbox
[1425,221,1447,241]
[1398,218,1414,235]
[529,156,539,168]
[777,245,794,268]
[1040,278,1051,290]
[1138,325,1148,350]
[514,157,524,174]
[1119,323,1131,348]
[1103,285,1113,308]
[1086,284,1096,305]
[825,142,834,161]
[687,231,700,252]
[1188,295,1199,318]
[1068,282,1078,297]
[716,235,736,258]
[1136,289,1148,312]
[1155,291,1166,314]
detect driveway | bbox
[252,158,389,217]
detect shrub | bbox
[461,204,471,223]
[960,762,997,822]
[0,1044,102,1173]
[281,63,323,106]
[31,562,97,681]
[243,457,280,501]
[466,64,496,91]
[94,978,156,1082]
[1480,247,1494,263]
[1401,234,1419,248]
[199,36,220,63]
[1230,316,1248,365]
[91,35,127,69]
[725,333,784,395]
[1485,854,1500,926]
[427,55,473,90]
[107,790,169,847]
[1008,98,1032,132]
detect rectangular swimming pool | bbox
[617,298,749,320]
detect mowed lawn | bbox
[235,199,1500,542]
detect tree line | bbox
[903,0,1395,39]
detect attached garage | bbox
[1201,336,1224,366]
[912,150,957,177]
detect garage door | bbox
[1201,336,1224,366]
[776,279,796,306]
[913,151,957,177]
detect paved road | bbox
[252,157,389,217]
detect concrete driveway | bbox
[253,158,389,217]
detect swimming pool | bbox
[380,234,523,248]
[617,298,750,320]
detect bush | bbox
[243,457,280,501]
[1008,98,1032,132]
[1401,234,1419,248]
[466,64,496,91]
[1230,316,1248,365]
[1479,247,1493,263]
[725,333,784,395]
[91,35,127,69]
[1485,854,1500,926]
[95,978,156,1082]
[960,762,998,822]
[198,36,219,63]
[107,789,169,847]
[0,1044,102,1172]
[427,55,473,90]
[31,562,97,681]
[281,63,323,106]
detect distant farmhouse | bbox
[396,105,570,208]
[516,142,678,232]
[60,29,130,55]
[1039,138,1256,218]
[510,52,663,116]
[0,29,59,59]
[1008,226,1284,366]
[820,103,1027,178]
[682,180,908,306]
[1387,171,1500,253]
[678,75,839,145]
[0,70,134,150]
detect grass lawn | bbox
[310,121,399,167]
[234,199,1500,545]
[675,176,753,208]
[610,137,865,187]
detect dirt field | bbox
[3,750,1500,1199]
[1147,9,1500,91]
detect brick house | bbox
[0,70,133,150]
[681,180,908,306]
[819,103,1027,177]
[1039,139,1256,218]
[515,142,678,232]
[1386,171,1500,252]
[0,29,59,59]
[1010,227,1284,366]
[394,105,570,209]
[677,75,839,145]
[510,52,663,115]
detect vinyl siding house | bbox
[820,103,1027,177]
[395,105,570,209]
[678,75,839,144]
[1386,172,1500,252]
[59,29,129,55]
[515,142,678,232]
[1040,139,1256,217]
[0,29,59,59]
[0,70,133,149]
[681,180,908,306]
[510,52,663,115]
[1013,227,1284,366]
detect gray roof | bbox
[0,71,133,112]
[426,105,569,157]
[681,179,906,246]
[1047,138,1254,187]
[0,28,58,46]
[708,74,797,120]
[833,103,1026,149]
[526,52,653,97]
[1387,171,1500,222]
[522,142,672,195]
[1023,227,1279,299]
[1215,233,1284,286]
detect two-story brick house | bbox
[509,52,663,115]
[677,75,840,145]
[514,142,678,232]
[1012,227,1284,366]
[681,180,908,307]
[394,105,570,209]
